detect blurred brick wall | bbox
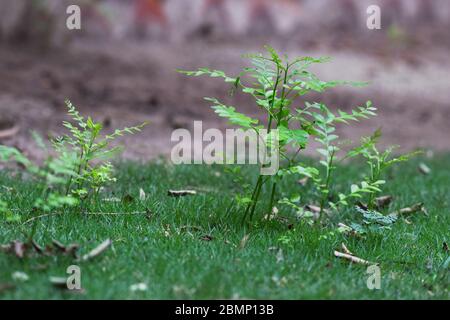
[0,0,448,45]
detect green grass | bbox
[0,155,449,299]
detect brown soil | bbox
[0,37,449,162]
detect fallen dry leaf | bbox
[168,190,197,197]
[356,201,368,210]
[44,244,55,255]
[52,239,66,252]
[305,204,321,213]
[65,244,80,258]
[239,234,250,249]
[81,239,112,262]
[49,277,85,294]
[391,203,426,217]
[0,283,15,294]
[0,243,12,253]
[298,177,309,186]
[130,283,148,292]
[139,188,146,201]
[2,239,80,259]
[375,195,393,209]
[304,204,330,219]
[31,240,44,254]
[13,241,26,259]
[163,224,171,238]
[0,122,19,139]
[51,240,79,258]
[223,239,237,248]
[276,249,284,263]
[1,185,14,192]
[200,235,213,241]
[49,276,67,289]
[426,258,433,271]
[338,222,352,232]
[418,163,431,175]
[187,186,218,194]
[263,206,279,221]
[12,271,29,282]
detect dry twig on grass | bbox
[81,239,112,262]
[334,250,372,265]
[341,243,353,255]
[391,203,426,217]
[168,190,197,197]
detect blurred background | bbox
[0,0,449,160]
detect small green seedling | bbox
[345,129,421,209]
[0,100,147,215]
[60,100,147,199]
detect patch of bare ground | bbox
[0,38,449,161]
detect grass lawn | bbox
[0,155,449,299]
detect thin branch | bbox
[334,250,374,265]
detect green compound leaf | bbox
[205,97,259,129]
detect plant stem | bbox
[266,63,289,214]
[243,109,275,223]
[65,176,73,196]
[319,149,335,219]
[66,148,84,196]
[242,175,263,223]
[243,62,282,223]
[248,177,264,221]
[367,165,380,210]
[74,133,95,193]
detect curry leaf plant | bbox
[292,101,380,217]
[0,100,147,213]
[345,129,421,209]
[0,139,79,213]
[61,100,147,199]
[180,46,378,222]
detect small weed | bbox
[0,100,147,216]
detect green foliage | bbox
[181,46,388,222]
[0,142,79,213]
[61,99,147,199]
[292,101,378,215]
[0,156,447,299]
[346,129,421,208]
[205,97,260,129]
[0,199,20,223]
[0,100,147,215]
